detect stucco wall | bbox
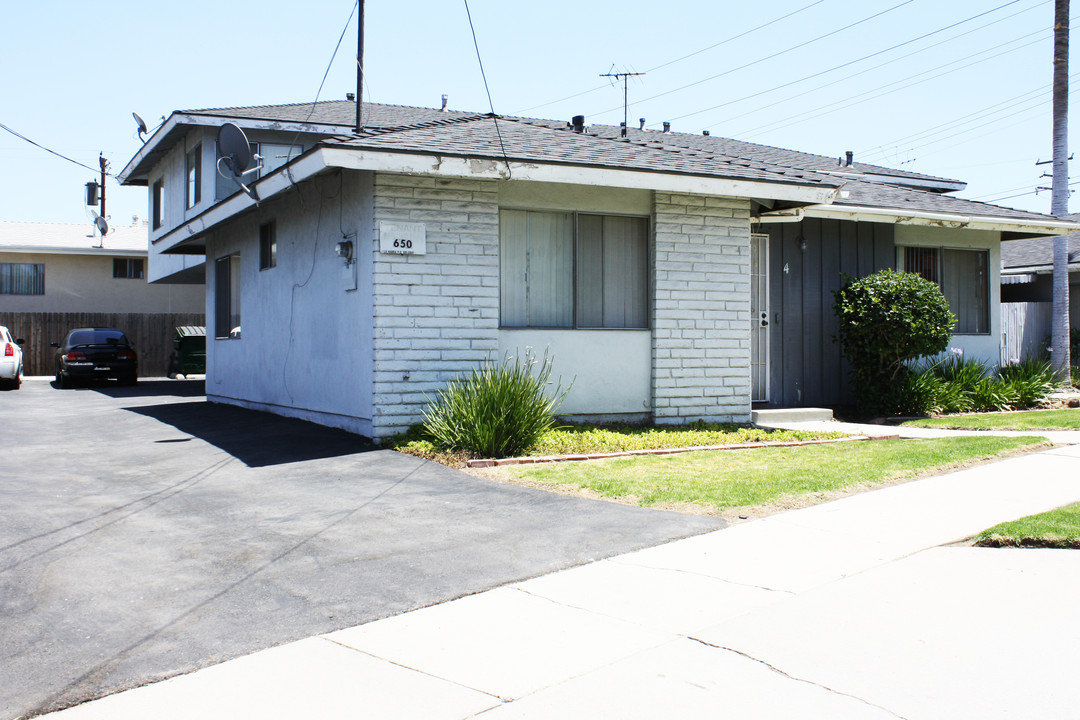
[894,224,1001,366]
[497,329,651,419]
[0,251,203,313]
[653,193,753,424]
[205,170,376,435]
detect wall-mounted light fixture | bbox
[335,239,354,266]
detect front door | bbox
[750,233,770,402]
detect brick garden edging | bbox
[465,433,896,468]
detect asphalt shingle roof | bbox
[1001,210,1080,270]
[322,115,838,188]
[144,101,1067,228]
[184,100,475,128]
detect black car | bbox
[53,328,138,388]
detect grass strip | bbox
[900,408,1080,431]
[392,423,848,466]
[973,503,1080,549]
[501,436,1047,516]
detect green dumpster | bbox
[167,326,206,378]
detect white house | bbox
[119,101,1076,439]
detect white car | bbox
[0,325,25,390]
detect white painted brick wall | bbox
[371,174,500,438]
[652,192,753,424]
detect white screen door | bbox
[750,233,770,402]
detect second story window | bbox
[152,179,164,229]
[186,145,201,209]
[113,258,145,279]
[259,221,276,270]
[0,263,45,295]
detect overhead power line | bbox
[463,0,512,178]
[510,0,825,115]
[586,0,917,119]
[0,121,110,176]
[667,0,1039,127]
[733,32,1047,140]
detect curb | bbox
[465,434,895,468]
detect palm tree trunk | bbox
[1051,0,1072,382]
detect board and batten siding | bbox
[762,218,895,408]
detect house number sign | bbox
[379,221,426,255]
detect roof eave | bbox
[799,203,1080,237]
[0,245,145,257]
[155,145,838,254]
[119,111,351,185]
[320,146,839,204]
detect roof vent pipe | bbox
[662,121,671,133]
[441,94,449,112]
[572,115,586,133]
[845,150,854,166]
[639,118,646,130]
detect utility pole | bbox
[354,0,365,134]
[1051,0,1072,381]
[601,70,644,138]
[98,153,107,225]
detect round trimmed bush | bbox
[833,269,955,415]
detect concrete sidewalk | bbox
[761,417,1080,445]
[41,443,1080,720]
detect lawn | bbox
[392,422,849,466]
[974,503,1080,548]
[900,408,1080,431]
[481,436,1048,519]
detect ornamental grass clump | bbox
[421,349,570,459]
[899,352,1057,415]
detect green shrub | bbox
[833,270,955,415]
[898,367,948,415]
[899,353,1057,416]
[421,349,571,458]
[997,358,1057,407]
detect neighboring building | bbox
[118,101,1076,439]
[0,221,204,313]
[1001,225,1080,323]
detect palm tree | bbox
[1051,0,1072,382]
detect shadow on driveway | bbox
[126,400,376,468]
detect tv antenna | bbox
[216,122,261,203]
[600,68,644,138]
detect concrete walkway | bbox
[39,439,1080,719]
[760,417,1080,445]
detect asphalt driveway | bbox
[0,378,722,719]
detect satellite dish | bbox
[216,122,260,203]
[217,123,254,176]
[94,215,109,237]
[133,112,148,140]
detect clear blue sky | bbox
[0,0,1072,231]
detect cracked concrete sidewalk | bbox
[40,442,1080,719]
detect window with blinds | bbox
[0,263,44,295]
[899,246,989,335]
[500,210,648,329]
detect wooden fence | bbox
[0,312,205,377]
[1000,301,1051,365]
